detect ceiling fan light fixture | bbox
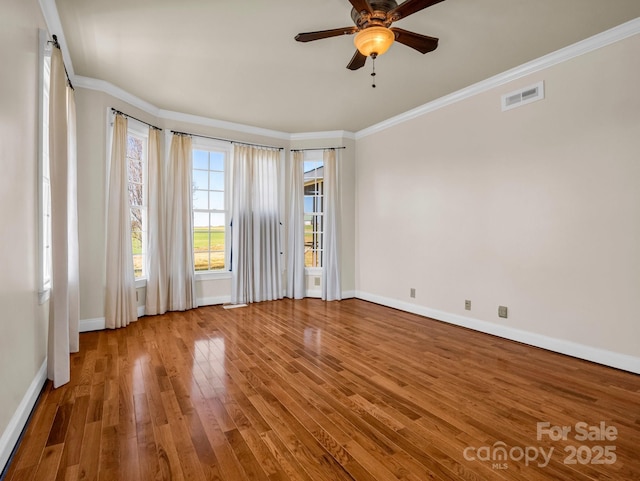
[354,26,395,57]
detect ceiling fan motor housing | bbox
[351,0,399,28]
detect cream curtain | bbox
[144,128,167,315]
[322,149,342,301]
[231,145,283,304]
[166,134,197,311]
[47,48,79,388]
[286,151,305,299]
[66,86,79,353]
[105,114,138,329]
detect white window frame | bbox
[38,30,52,304]
[192,138,231,278]
[126,120,149,281]
[303,151,324,272]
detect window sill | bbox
[305,267,323,275]
[196,271,232,281]
[135,278,147,289]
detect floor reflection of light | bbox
[132,357,145,395]
[194,337,226,395]
[304,327,322,353]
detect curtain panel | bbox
[47,48,80,388]
[322,149,342,301]
[286,151,306,299]
[144,128,167,315]
[105,114,138,329]
[231,145,283,304]
[166,134,197,311]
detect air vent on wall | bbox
[501,81,544,112]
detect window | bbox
[304,158,324,268]
[38,30,52,303]
[126,125,148,279]
[192,142,229,272]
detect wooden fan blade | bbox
[391,28,438,53]
[389,0,445,21]
[348,0,373,14]
[295,26,358,42]
[347,50,367,70]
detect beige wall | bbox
[356,34,640,358]
[0,0,48,453]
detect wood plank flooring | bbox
[3,298,640,481]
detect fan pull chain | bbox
[371,53,377,88]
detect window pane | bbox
[193,150,208,170]
[193,190,209,210]
[210,225,225,270]
[209,191,224,210]
[193,169,208,190]
[193,211,209,228]
[128,159,142,183]
[210,212,225,228]
[130,208,142,233]
[304,161,322,172]
[209,172,224,191]
[304,196,314,213]
[210,152,224,171]
[193,212,209,272]
[127,136,143,161]
[128,182,143,207]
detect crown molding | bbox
[158,109,291,141]
[38,0,74,77]
[74,76,161,116]
[290,131,356,141]
[73,76,291,140]
[355,17,640,139]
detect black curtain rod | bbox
[49,35,74,90]
[171,130,283,151]
[290,147,346,152]
[111,108,162,131]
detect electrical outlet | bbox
[465,300,471,311]
[498,306,508,318]
[410,288,416,298]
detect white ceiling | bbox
[55,0,640,133]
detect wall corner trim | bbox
[355,291,640,375]
[0,360,47,475]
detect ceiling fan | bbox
[295,0,444,71]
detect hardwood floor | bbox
[4,298,640,481]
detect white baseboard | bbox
[79,317,105,332]
[0,360,47,475]
[341,290,356,299]
[355,291,640,375]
